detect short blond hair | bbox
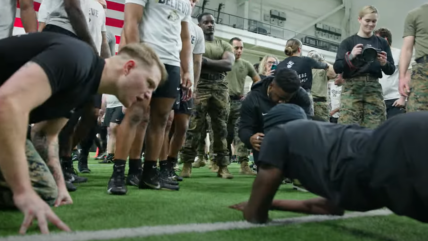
[118,43,168,85]
[259,55,278,75]
[359,5,378,18]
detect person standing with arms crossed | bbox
[399,4,428,111]
[180,13,235,179]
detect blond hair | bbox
[359,5,378,18]
[284,38,302,56]
[258,55,278,75]
[118,43,168,85]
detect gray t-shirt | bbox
[0,0,17,39]
[47,0,91,35]
[188,21,205,90]
[125,0,192,66]
[38,0,62,23]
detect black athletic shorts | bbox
[153,64,180,99]
[103,106,124,125]
[173,85,194,115]
[43,24,77,38]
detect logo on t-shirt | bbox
[191,35,196,44]
[167,10,180,21]
[159,0,191,16]
[287,61,294,69]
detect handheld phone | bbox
[271,64,277,71]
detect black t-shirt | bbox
[0,32,105,123]
[258,120,379,211]
[277,56,328,90]
[333,34,395,79]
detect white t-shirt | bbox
[328,81,342,118]
[124,0,192,66]
[38,0,62,23]
[187,21,205,90]
[379,48,401,100]
[87,0,106,54]
[0,0,17,39]
[105,94,123,108]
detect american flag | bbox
[13,0,125,53]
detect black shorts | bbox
[173,85,194,115]
[93,94,102,109]
[43,25,77,38]
[152,64,180,99]
[103,106,124,126]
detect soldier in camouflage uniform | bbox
[399,5,428,111]
[0,140,58,208]
[309,51,337,120]
[226,37,260,175]
[333,6,395,129]
[180,13,235,179]
[193,115,214,168]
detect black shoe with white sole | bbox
[107,164,127,195]
[139,168,179,191]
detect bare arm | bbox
[38,22,46,32]
[19,0,38,33]
[271,198,344,215]
[0,62,52,196]
[326,63,337,80]
[180,21,191,75]
[100,32,111,59]
[122,3,143,46]
[243,164,284,223]
[193,54,202,87]
[399,36,415,79]
[31,118,69,189]
[203,51,235,72]
[64,0,98,53]
[252,75,261,83]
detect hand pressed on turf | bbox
[14,190,71,234]
[229,201,247,212]
[55,186,73,207]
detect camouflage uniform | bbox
[0,140,58,208]
[338,76,386,129]
[407,60,428,112]
[181,78,230,167]
[196,114,213,158]
[311,69,329,120]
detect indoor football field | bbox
[0,154,427,241]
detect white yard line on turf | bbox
[1,209,392,241]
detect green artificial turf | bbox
[1,153,426,240]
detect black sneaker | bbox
[107,168,127,195]
[159,168,179,186]
[71,150,79,162]
[99,154,114,164]
[63,164,87,183]
[78,155,91,173]
[95,152,107,160]
[126,170,141,186]
[139,168,179,191]
[169,167,183,182]
[66,181,77,192]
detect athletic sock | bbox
[159,160,168,170]
[167,156,177,167]
[128,159,142,174]
[142,160,157,175]
[113,159,126,175]
[61,156,72,167]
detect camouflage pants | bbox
[407,61,428,112]
[306,91,315,116]
[181,86,230,166]
[313,101,329,120]
[338,78,386,129]
[196,115,213,157]
[0,140,58,208]
[227,100,249,162]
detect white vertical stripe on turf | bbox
[0,209,392,241]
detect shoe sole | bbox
[107,189,127,195]
[138,182,179,191]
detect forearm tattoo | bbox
[32,131,63,184]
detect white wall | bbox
[197,0,345,42]
[349,0,426,49]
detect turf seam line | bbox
[0,209,392,241]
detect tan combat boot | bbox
[217,166,233,179]
[192,156,206,168]
[210,161,219,172]
[239,161,256,175]
[180,163,192,178]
